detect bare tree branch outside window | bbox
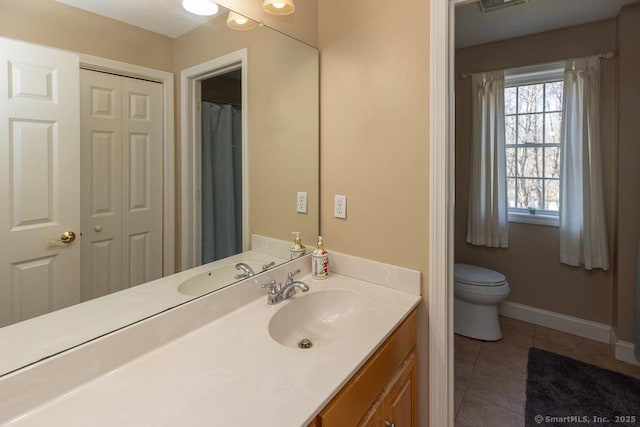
[505,80,562,213]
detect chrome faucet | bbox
[261,269,309,305]
[235,262,256,279]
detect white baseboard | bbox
[611,330,640,366]
[499,301,611,343]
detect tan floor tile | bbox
[600,358,640,379]
[500,316,535,337]
[495,317,535,348]
[455,333,482,365]
[456,317,640,426]
[455,360,475,417]
[534,326,611,358]
[455,360,475,386]
[477,340,530,375]
[465,363,527,414]
[533,336,612,369]
[455,391,524,427]
[454,383,465,417]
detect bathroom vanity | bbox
[0,253,420,426]
[311,310,417,427]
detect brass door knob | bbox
[60,231,76,243]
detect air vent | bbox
[479,0,528,13]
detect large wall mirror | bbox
[0,0,319,376]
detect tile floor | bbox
[454,317,640,427]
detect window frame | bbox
[504,63,565,227]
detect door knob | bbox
[59,231,76,243]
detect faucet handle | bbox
[261,261,276,271]
[287,269,301,280]
[261,280,279,293]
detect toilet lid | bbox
[454,263,506,286]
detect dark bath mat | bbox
[525,347,640,426]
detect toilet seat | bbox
[455,263,505,287]
[454,280,509,297]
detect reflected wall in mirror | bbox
[176,11,320,271]
[0,0,319,376]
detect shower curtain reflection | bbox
[201,102,242,264]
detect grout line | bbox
[454,340,482,421]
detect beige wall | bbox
[319,0,430,424]
[0,0,174,72]
[174,15,319,258]
[455,20,618,325]
[615,4,640,342]
[216,0,318,47]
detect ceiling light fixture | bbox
[182,0,219,16]
[226,11,257,30]
[262,0,295,16]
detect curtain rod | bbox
[459,51,615,80]
[202,99,241,108]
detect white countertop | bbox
[6,273,420,427]
[0,250,284,377]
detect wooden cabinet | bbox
[311,309,418,427]
[378,351,417,427]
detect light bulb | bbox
[262,0,295,16]
[182,0,219,16]
[227,11,257,30]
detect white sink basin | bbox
[178,262,266,297]
[268,289,368,348]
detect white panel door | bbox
[0,38,80,327]
[80,70,123,301]
[121,77,163,287]
[80,70,162,295]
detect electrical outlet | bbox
[334,194,347,219]
[296,191,307,213]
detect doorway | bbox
[180,49,249,270]
[200,71,243,264]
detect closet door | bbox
[80,70,162,298]
[121,77,163,287]
[0,38,81,326]
[80,69,123,300]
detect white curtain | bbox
[467,71,508,248]
[559,57,609,270]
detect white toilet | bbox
[454,263,510,341]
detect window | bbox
[504,65,564,226]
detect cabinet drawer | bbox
[318,309,417,427]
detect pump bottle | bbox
[290,232,306,260]
[311,236,329,279]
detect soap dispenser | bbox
[311,236,329,279]
[290,232,306,259]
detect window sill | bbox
[508,211,559,227]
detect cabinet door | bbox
[383,351,417,427]
[359,400,384,427]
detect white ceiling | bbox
[56,0,228,38]
[456,0,640,48]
